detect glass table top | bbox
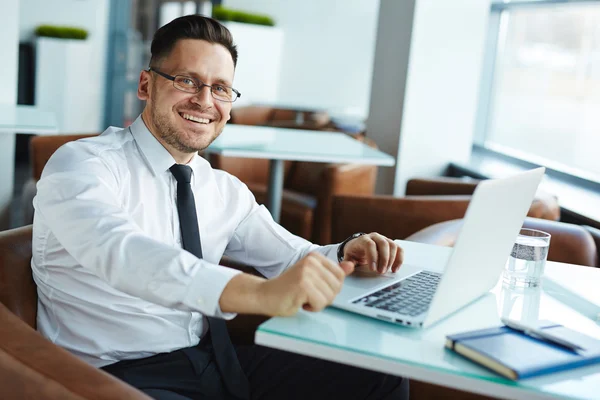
[0,104,58,134]
[206,124,395,165]
[256,241,600,400]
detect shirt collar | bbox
[129,115,207,177]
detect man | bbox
[32,15,408,400]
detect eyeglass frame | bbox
[147,67,241,102]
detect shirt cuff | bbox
[316,244,340,264]
[183,260,242,319]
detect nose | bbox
[191,84,214,107]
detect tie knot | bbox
[170,164,193,184]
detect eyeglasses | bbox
[148,67,241,103]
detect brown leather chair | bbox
[406,217,599,267]
[0,226,265,398]
[332,194,597,267]
[583,225,600,266]
[331,194,473,243]
[406,176,561,221]
[0,225,150,399]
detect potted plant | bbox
[34,25,96,134]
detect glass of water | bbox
[503,228,551,288]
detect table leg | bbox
[266,159,284,223]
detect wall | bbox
[0,0,20,228]
[19,0,110,133]
[367,0,491,195]
[223,0,380,119]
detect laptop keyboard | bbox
[352,271,442,316]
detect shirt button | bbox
[197,297,204,305]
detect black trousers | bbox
[101,338,409,400]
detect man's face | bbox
[138,39,235,155]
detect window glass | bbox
[486,3,600,181]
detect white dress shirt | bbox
[32,115,338,368]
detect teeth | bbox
[182,113,210,124]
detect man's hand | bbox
[219,252,354,317]
[259,252,355,316]
[343,233,403,274]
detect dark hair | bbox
[150,15,238,67]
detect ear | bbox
[137,70,151,101]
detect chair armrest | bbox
[331,195,471,243]
[405,177,480,196]
[406,217,598,267]
[406,177,560,221]
[582,225,600,267]
[0,304,149,399]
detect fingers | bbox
[391,244,404,273]
[370,234,391,273]
[301,276,332,312]
[352,233,404,274]
[339,260,355,276]
[298,253,346,312]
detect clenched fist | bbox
[259,252,355,316]
[219,252,354,317]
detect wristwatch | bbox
[337,232,366,262]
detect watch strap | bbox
[337,232,366,262]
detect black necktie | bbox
[170,164,249,400]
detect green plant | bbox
[213,6,275,27]
[35,25,88,40]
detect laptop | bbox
[332,167,546,328]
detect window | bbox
[479,0,600,183]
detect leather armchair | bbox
[332,194,597,267]
[0,226,266,399]
[406,218,599,267]
[406,176,561,221]
[331,194,472,243]
[0,225,150,399]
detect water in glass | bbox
[503,234,549,288]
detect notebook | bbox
[446,321,600,380]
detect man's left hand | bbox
[343,233,404,274]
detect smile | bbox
[180,113,213,124]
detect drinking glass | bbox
[503,228,551,288]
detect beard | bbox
[150,98,222,153]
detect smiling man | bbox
[31,15,408,400]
